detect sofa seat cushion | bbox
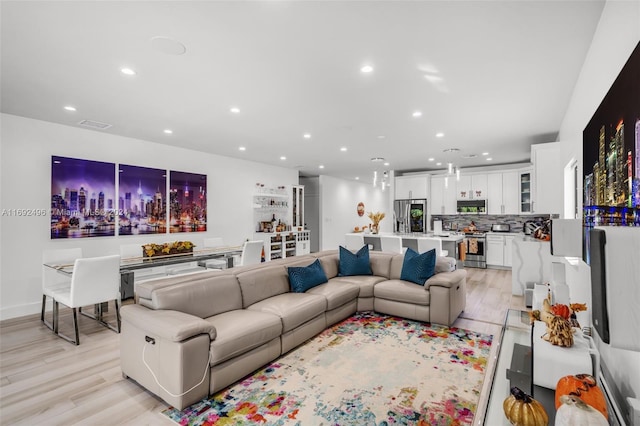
[206,309,282,366]
[374,279,430,306]
[328,275,387,298]
[248,293,327,332]
[306,281,360,310]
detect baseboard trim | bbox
[0,301,42,321]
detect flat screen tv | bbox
[582,41,640,265]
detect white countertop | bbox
[348,232,464,242]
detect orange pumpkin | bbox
[555,374,607,419]
[551,304,571,320]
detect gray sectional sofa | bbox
[120,249,467,410]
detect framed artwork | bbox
[50,156,116,238]
[169,170,207,233]
[582,41,640,263]
[118,164,167,235]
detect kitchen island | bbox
[345,232,465,267]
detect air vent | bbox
[78,119,112,130]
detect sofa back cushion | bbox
[369,251,394,279]
[236,257,315,307]
[288,259,328,293]
[399,248,436,285]
[149,274,243,318]
[338,245,373,276]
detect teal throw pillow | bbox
[288,259,328,293]
[400,247,436,286]
[338,245,373,276]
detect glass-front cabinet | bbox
[291,185,304,230]
[519,169,532,214]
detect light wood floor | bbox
[0,267,525,425]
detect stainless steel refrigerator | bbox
[394,199,427,233]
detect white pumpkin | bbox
[555,395,607,426]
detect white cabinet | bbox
[487,171,519,215]
[502,172,519,214]
[504,235,514,267]
[487,233,516,267]
[256,231,310,261]
[486,234,505,266]
[487,173,503,215]
[395,175,428,199]
[456,174,488,200]
[519,169,533,214]
[531,142,563,215]
[291,185,304,229]
[430,176,456,215]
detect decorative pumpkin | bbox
[503,386,549,426]
[542,315,574,347]
[555,395,607,426]
[551,304,571,320]
[555,374,607,419]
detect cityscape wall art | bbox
[50,156,116,239]
[169,170,207,233]
[582,41,640,262]
[50,156,207,238]
[118,164,167,235]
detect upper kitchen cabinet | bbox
[531,142,563,216]
[430,176,457,215]
[395,175,428,199]
[487,171,519,215]
[519,168,533,214]
[456,174,488,200]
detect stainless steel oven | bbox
[463,232,487,268]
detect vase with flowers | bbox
[367,211,385,234]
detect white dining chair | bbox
[201,237,228,270]
[239,240,264,266]
[50,254,121,345]
[416,238,449,257]
[42,247,83,331]
[380,236,405,254]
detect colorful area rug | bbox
[162,311,493,426]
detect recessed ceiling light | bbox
[412,111,422,118]
[486,157,493,161]
[360,65,374,73]
[355,177,360,180]
[64,106,76,112]
[319,165,325,169]
[280,156,286,160]
[303,133,311,139]
[377,135,386,139]
[239,146,246,151]
[384,162,390,166]
[436,132,445,138]
[120,67,136,76]
[482,152,489,156]
[230,107,240,114]
[436,162,442,166]
[163,129,173,134]
[428,158,435,162]
[340,147,347,152]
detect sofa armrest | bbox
[121,304,216,342]
[424,269,466,289]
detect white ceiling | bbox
[1,1,605,183]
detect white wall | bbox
[0,113,298,319]
[556,0,640,416]
[318,175,392,251]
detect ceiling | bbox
[1,1,605,184]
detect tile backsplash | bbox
[431,214,550,233]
